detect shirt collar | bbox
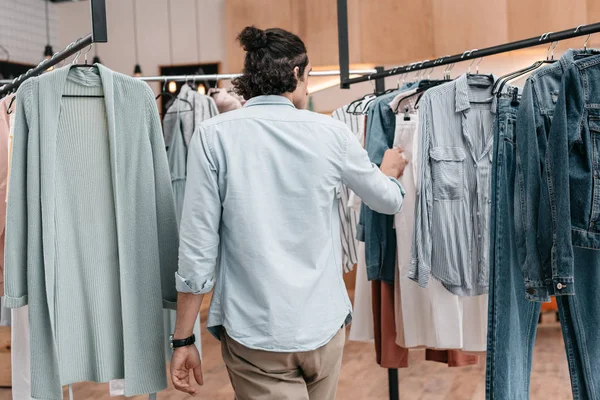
[559,48,600,72]
[455,73,497,113]
[244,95,296,108]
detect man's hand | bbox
[380,147,409,179]
[171,345,204,396]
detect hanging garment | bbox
[533,51,600,300]
[332,105,366,272]
[358,91,403,283]
[389,92,488,351]
[11,306,32,400]
[512,49,600,302]
[163,84,218,147]
[208,88,244,113]
[4,65,179,400]
[487,83,600,400]
[0,94,12,297]
[371,277,479,368]
[410,74,495,297]
[348,242,375,342]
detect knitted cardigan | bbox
[4,64,179,399]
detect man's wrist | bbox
[170,334,196,350]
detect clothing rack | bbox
[336,1,600,399]
[1,69,379,87]
[136,69,379,82]
[0,0,108,97]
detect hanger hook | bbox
[539,31,553,42]
[83,43,92,65]
[367,73,375,91]
[584,33,592,51]
[469,56,483,74]
[548,41,560,60]
[163,77,168,92]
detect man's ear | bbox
[293,66,300,81]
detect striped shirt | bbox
[332,106,365,272]
[409,74,495,296]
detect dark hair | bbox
[232,26,309,99]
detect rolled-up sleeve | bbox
[341,127,404,215]
[177,125,221,294]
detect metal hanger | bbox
[392,56,451,114]
[493,31,558,95]
[63,44,104,98]
[71,43,94,69]
[346,72,377,114]
[575,25,593,52]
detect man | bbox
[170,26,408,399]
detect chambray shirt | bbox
[176,95,404,352]
[409,74,495,296]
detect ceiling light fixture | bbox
[132,0,142,76]
[44,0,53,61]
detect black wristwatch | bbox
[169,334,196,350]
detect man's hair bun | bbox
[237,26,268,52]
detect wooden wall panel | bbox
[508,0,587,42]
[225,0,362,70]
[587,0,600,49]
[225,0,297,72]
[432,0,508,56]
[225,0,599,74]
[358,0,434,65]
[294,0,362,66]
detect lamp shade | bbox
[134,64,142,77]
[44,44,54,59]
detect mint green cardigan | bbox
[4,64,179,399]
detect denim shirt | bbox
[357,82,417,283]
[514,49,600,301]
[357,91,402,283]
[176,95,404,352]
[539,53,600,300]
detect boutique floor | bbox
[0,312,573,400]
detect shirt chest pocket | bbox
[430,147,466,201]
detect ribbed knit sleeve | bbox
[145,86,179,309]
[4,80,32,308]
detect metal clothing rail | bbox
[136,69,378,82]
[0,0,108,96]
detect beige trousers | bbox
[221,328,345,400]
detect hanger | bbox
[392,57,452,114]
[63,44,104,99]
[70,44,96,70]
[6,95,16,114]
[575,25,593,53]
[346,73,377,114]
[493,32,559,96]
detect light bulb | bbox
[197,84,206,95]
[168,81,177,93]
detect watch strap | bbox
[170,334,195,349]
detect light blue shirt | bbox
[176,95,404,352]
